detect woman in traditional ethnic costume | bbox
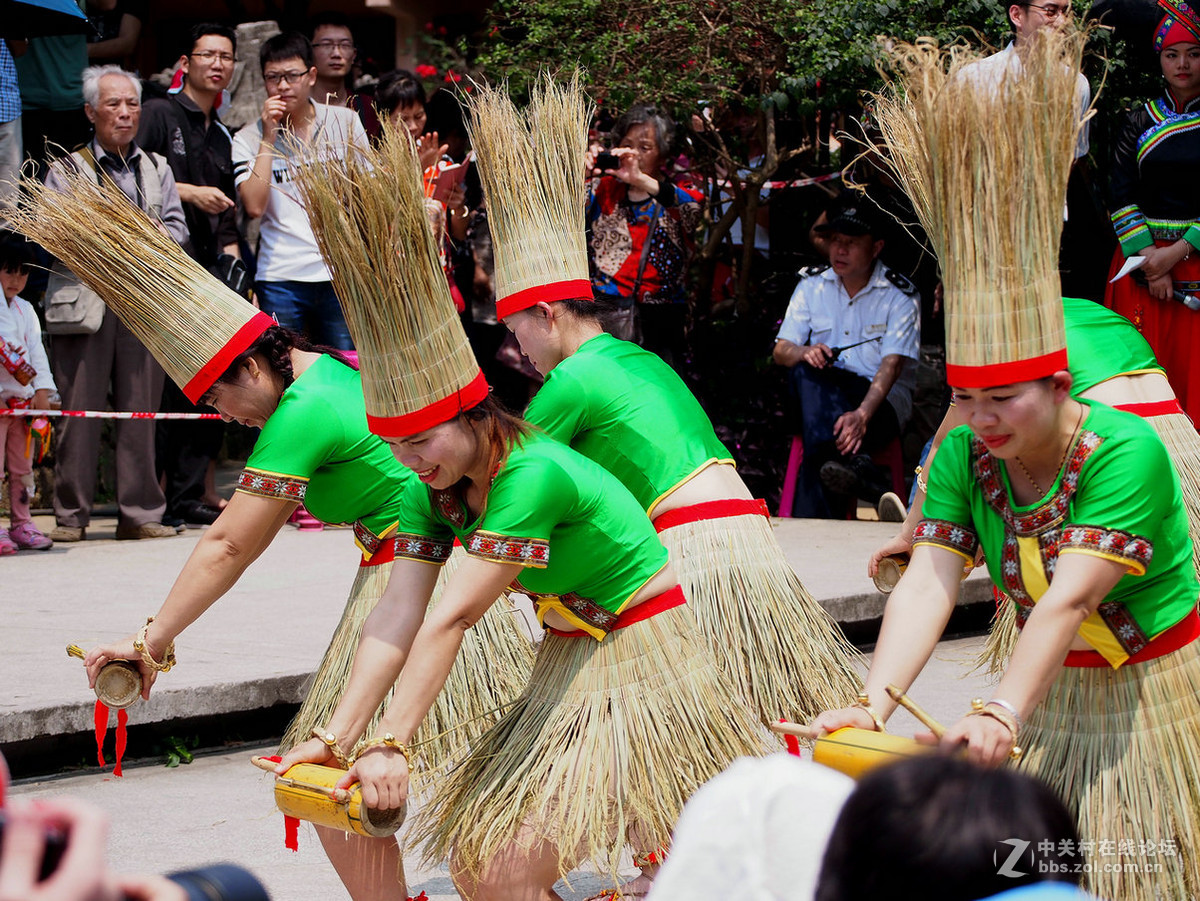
[816,379,1200,901]
[279,398,770,899]
[1104,0,1200,419]
[506,298,862,723]
[82,326,534,901]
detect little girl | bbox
[0,234,55,553]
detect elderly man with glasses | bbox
[231,31,367,352]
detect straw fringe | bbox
[870,31,1089,371]
[657,512,864,724]
[980,410,1200,675]
[412,603,772,883]
[1017,640,1200,901]
[288,124,480,424]
[464,73,592,302]
[280,549,535,776]
[7,167,258,392]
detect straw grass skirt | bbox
[980,409,1200,675]
[1015,638,1200,901]
[280,547,535,773]
[412,602,773,884]
[655,509,863,723]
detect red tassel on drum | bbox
[113,708,128,777]
[94,700,108,766]
[408,893,429,901]
[284,815,300,852]
[780,719,801,757]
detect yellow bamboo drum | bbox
[812,727,931,779]
[268,761,406,838]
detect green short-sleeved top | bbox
[523,333,733,515]
[390,432,670,640]
[914,402,1197,669]
[1063,296,1163,395]
[234,354,417,556]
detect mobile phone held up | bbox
[595,151,620,171]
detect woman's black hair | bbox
[375,69,427,115]
[455,392,532,493]
[556,295,628,336]
[816,756,1081,901]
[213,325,350,391]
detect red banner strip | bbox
[183,311,275,403]
[1113,398,1186,418]
[652,498,769,532]
[366,370,489,438]
[945,349,1068,388]
[496,280,593,320]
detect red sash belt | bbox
[546,584,687,638]
[652,498,769,532]
[1064,608,1200,668]
[1113,398,1185,418]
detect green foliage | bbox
[161,734,198,768]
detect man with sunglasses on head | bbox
[231,31,366,351]
[138,23,241,530]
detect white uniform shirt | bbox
[0,293,55,402]
[776,260,920,426]
[232,100,367,283]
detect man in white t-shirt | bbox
[232,32,366,349]
[773,200,920,518]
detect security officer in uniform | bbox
[773,198,920,518]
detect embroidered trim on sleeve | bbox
[466,530,550,567]
[236,468,308,501]
[1058,525,1153,574]
[390,532,453,564]
[912,518,979,560]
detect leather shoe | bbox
[48,525,86,542]
[820,455,892,504]
[179,502,222,528]
[115,522,179,540]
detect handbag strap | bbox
[629,198,663,303]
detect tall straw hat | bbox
[290,123,486,437]
[10,169,272,403]
[465,73,593,321]
[869,28,1089,386]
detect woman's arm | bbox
[83,491,297,694]
[941,553,1126,766]
[326,555,523,809]
[810,543,966,734]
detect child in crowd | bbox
[0,234,55,553]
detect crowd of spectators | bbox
[1,0,1197,544]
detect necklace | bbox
[1013,403,1085,497]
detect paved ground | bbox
[2,496,999,900]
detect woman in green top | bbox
[277,396,770,900]
[507,297,861,725]
[83,327,533,901]
[813,374,1200,901]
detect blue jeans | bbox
[786,363,900,518]
[255,280,354,350]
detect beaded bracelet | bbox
[132,616,176,672]
[312,727,352,769]
[352,733,416,772]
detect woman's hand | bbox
[868,531,914,578]
[417,131,447,171]
[809,705,880,736]
[0,799,120,901]
[273,737,339,774]
[937,712,1015,767]
[1140,242,1189,281]
[83,636,160,701]
[1147,272,1174,301]
[336,747,410,811]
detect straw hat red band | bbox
[182,311,276,404]
[1156,0,1200,49]
[366,370,490,438]
[945,349,1069,389]
[496,279,594,321]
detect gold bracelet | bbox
[352,733,416,772]
[852,692,887,732]
[969,698,1024,761]
[311,727,352,769]
[132,616,176,672]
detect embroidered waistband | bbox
[1063,608,1199,668]
[546,584,687,639]
[652,498,769,532]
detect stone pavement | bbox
[2,508,1000,899]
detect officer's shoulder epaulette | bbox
[885,268,918,295]
[797,263,830,279]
